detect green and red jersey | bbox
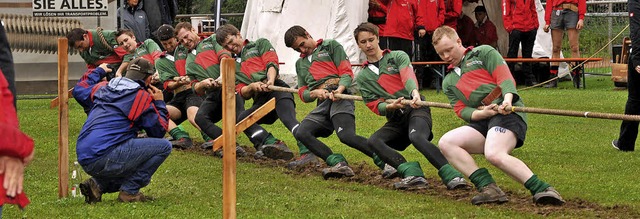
[235,38,280,94]
[130,39,163,65]
[186,35,231,82]
[355,50,418,116]
[295,39,353,102]
[155,51,181,90]
[80,29,130,69]
[442,45,526,123]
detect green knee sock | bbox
[261,133,278,146]
[326,153,347,166]
[372,154,385,170]
[469,168,496,191]
[297,140,310,155]
[397,161,425,178]
[201,132,213,142]
[169,127,190,140]
[438,164,465,184]
[524,175,551,195]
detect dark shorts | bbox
[550,9,579,30]
[302,98,355,131]
[379,105,433,151]
[467,113,527,148]
[249,79,294,124]
[167,89,204,124]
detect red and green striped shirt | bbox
[442,45,526,123]
[355,50,418,116]
[295,39,353,102]
[131,39,163,65]
[79,29,130,69]
[186,35,231,82]
[235,38,279,94]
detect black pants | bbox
[415,34,441,89]
[295,113,373,161]
[507,30,537,85]
[617,1,640,151]
[379,36,414,60]
[195,90,245,140]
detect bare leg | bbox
[438,126,486,177]
[483,127,534,184]
[566,28,580,58]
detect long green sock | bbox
[169,127,190,140]
[260,133,278,147]
[438,164,465,184]
[469,168,496,191]
[201,132,213,142]
[297,140,310,154]
[397,161,425,177]
[371,154,385,169]
[326,153,347,166]
[524,175,551,195]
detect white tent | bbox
[241,0,563,86]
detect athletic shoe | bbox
[321,161,355,179]
[259,140,294,160]
[381,164,399,179]
[286,153,319,169]
[393,176,428,190]
[117,191,154,202]
[213,144,247,158]
[200,140,214,150]
[79,178,102,204]
[446,177,469,190]
[533,187,565,205]
[471,183,508,205]
[170,138,193,149]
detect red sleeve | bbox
[502,0,513,32]
[0,71,34,159]
[578,0,586,20]
[438,0,445,27]
[545,0,554,25]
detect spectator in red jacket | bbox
[415,0,445,89]
[503,0,539,86]
[0,69,35,213]
[378,0,419,60]
[543,0,586,88]
[443,0,462,30]
[474,6,498,48]
[368,0,388,39]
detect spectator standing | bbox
[474,6,498,48]
[443,0,463,30]
[503,0,539,86]
[378,0,419,60]
[415,0,446,89]
[457,13,475,47]
[612,1,640,152]
[543,0,586,88]
[118,0,151,43]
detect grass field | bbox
[3,75,640,218]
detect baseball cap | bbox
[474,6,487,13]
[125,58,155,80]
[155,24,175,41]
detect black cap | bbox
[155,24,175,41]
[475,6,487,13]
[125,58,155,80]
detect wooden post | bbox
[58,38,69,198]
[221,58,236,218]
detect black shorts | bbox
[467,113,527,148]
[379,105,433,151]
[249,79,294,124]
[550,9,579,30]
[167,89,203,124]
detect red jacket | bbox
[416,0,445,34]
[443,0,462,29]
[502,0,539,32]
[544,0,587,25]
[475,19,498,47]
[380,0,419,41]
[0,70,32,209]
[368,0,388,35]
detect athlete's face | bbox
[160,38,178,53]
[116,33,137,53]
[290,35,316,56]
[72,34,91,52]
[176,27,199,50]
[355,31,380,58]
[221,34,244,54]
[433,35,464,67]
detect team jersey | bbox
[235,38,280,94]
[355,50,418,116]
[442,45,526,123]
[79,29,130,68]
[186,35,231,82]
[130,39,163,64]
[295,39,353,103]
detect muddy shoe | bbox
[170,138,193,149]
[118,191,154,202]
[79,178,102,204]
[471,183,508,205]
[381,164,399,179]
[321,161,355,179]
[446,177,469,190]
[213,145,247,158]
[200,140,214,150]
[259,140,294,160]
[286,153,319,169]
[533,187,565,206]
[393,176,428,190]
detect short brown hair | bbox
[66,28,88,48]
[432,26,459,46]
[353,22,379,41]
[215,24,240,46]
[115,29,135,39]
[284,25,308,48]
[174,22,193,36]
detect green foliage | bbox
[3,76,640,218]
[177,0,247,28]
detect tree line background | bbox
[177,0,247,28]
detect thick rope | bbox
[518,24,630,91]
[96,27,114,53]
[267,85,640,121]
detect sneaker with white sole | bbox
[446,177,469,190]
[533,187,565,206]
[321,161,355,179]
[393,176,428,190]
[381,164,399,179]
